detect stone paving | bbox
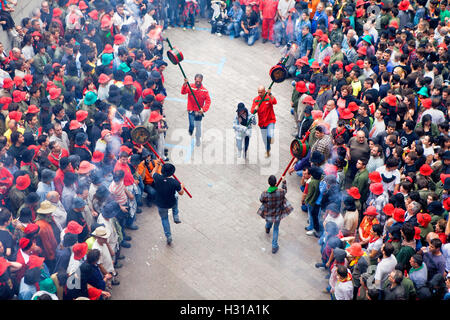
[112,20,329,300]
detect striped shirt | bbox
[109,181,128,206]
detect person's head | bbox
[409,254,423,269]
[400,222,415,242]
[325,100,335,112]
[315,125,326,139]
[257,85,266,98]
[356,158,367,170]
[245,5,252,15]
[11,131,24,146]
[382,242,395,257]
[301,24,310,36]
[113,170,125,183]
[356,130,366,144]
[86,248,100,265]
[371,223,383,238]
[268,175,277,187]
[336,264,348,280]
[118,151,129,164]
[194,74,203,88]
[429,238,442,255]
[389,269,403,285]
[0,207,12,227]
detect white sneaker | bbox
[217,32,222,37]
[306,230,316,236]
[183,27,187,31]
[192,26,196,30]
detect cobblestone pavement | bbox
[113,20,329,300]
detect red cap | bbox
[24,223,39,235]
[49,87,61,100]
[0,96,12,110]
[310,61,320,69]
[313,29,324,37]
[19,237,31,250]
[142,88,154,98]
[370,182,384,195]
[103,44,114,54]
[88,287,103,300]
[92,151,104,163]
[340,108,354,120]
[114,34,126,45]
[78,160,95,174]
[88,9,98,20]
[3,78,14,89]
[27,255,45,269]
[31,31,42,38]
[334,61,343,69]
[308,83,316,94]
[16,174,31,190]
[417,213,432,227]
[14,76,23,87]
[368,171,382,183]
[12,90,26,103]
[311,110,323,120]
[398,0,410,10]
[364,206,378,216]
[53,7,63,17]
[120,145,132,155]
[345,63,355,73]
[123,75,134,86]
[356,7,365,18]
[78,0,88,10]
[69,120,82,130]
[393,208,406,223]
[421,98,432,109]
[357,46,367,56]
[348,101,359,112]
[323,56,331,66]
[73,242,88,260]
[356,0,366,7]
[98,73,110,84]
[101,129,111,139]
[26,105,40,114]
[438,42,448,50]
[346,242,365,257]
[23,74,33,86]
[9,110,23,122]
[347,187,361,199]
[65,221,83,234]
[383,203,395,216]
[356,59,365,68]
[295,56,309,66]
[319,35,329,43]
[295,81,308,93]
[419,164,433,176]
[46,81,56,91]
[303,95,316,105]
[76,110,88,122]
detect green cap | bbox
[417,87,429,97]
[101,53,114,66]
[362,35,372,45]
[38,278,57,294]
[119,62,131,73]
[84,91,97,106]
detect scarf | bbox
[409,264,424,274]
[381,173,396,183]
[74,144,92,156]
[338,272,353,283]
[369,235,380,243]
[268,186,278,193]
[21,161,38,173]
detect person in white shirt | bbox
[334,265,354,300]
[421,103,446,125]
[369,109,386,139]
[322,100,339,131]
[376,157,401,194]
[374,242,397,290]
[91,226,119,285]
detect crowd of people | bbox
[0,0,448,302]
[0,0,191,300]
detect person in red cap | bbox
[358,205,379,243]
[181,74,211,146]
[251,85,277,158]
[8,174,30,215]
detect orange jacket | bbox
[137,160,161,185]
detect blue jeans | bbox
[306,204,314,231]
[273,21,285,44]
[240,28,259,46]
[188,111,203,140]
[157,198,179,239]
[265,220,280,249]
[260,123,275,152]
[227,21,241,36]
[144,184,157,205]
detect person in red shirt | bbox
[251,85,277,157]
[47,141,69,170]
[259,0,278,43]
[54,157,74,196]
[181,74,211,146]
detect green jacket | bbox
[305,177,321,205]
[352,169,369,203]
[32,53,52,76]
[395,245,416,271]
[8,186,27,217]
[20,164,39,190]
[328,52,344,74]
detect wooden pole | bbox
[115,110,193,198]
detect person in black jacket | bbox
[73,132,92,162]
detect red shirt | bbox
[181,83,211,112]
[114,161,135,187]
[47,149,69,169]
[259,0,278,19]
[251,93,277,127]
